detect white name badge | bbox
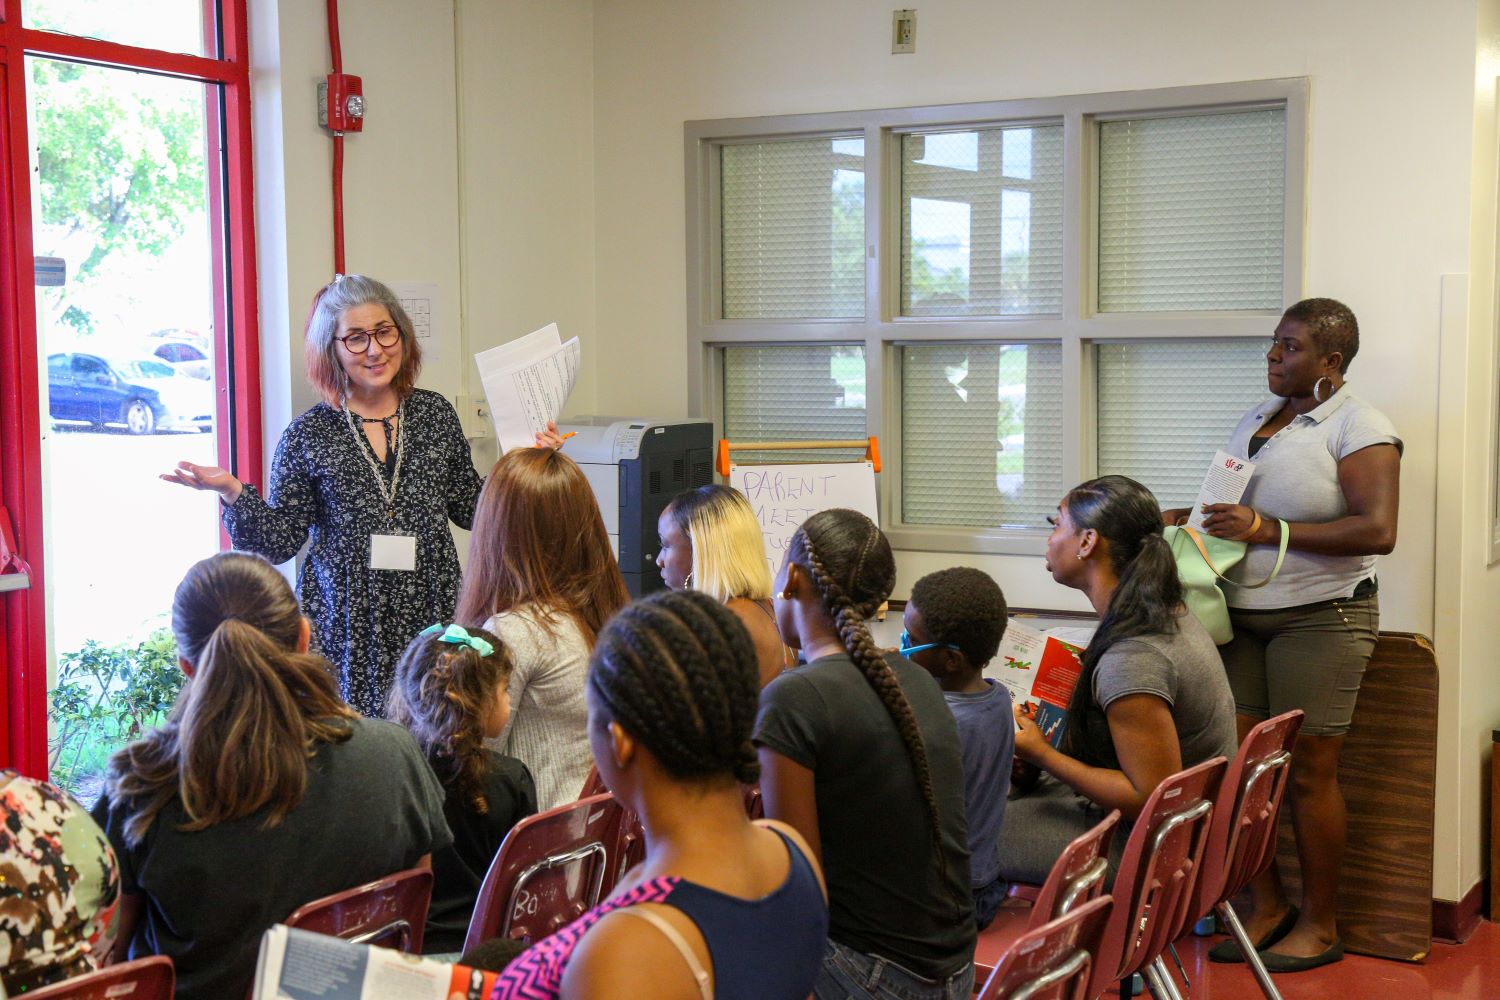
[370,533,417,572]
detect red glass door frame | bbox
[0,0,263,777]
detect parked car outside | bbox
[47,352,213,434]
[146,339,212,380]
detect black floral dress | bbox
[222,388,482,716]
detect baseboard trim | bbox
[1432,879,1487,944]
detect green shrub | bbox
[48,627,184,800]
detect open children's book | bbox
[253,925,499,1000]
[983,620,1088,748]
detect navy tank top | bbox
[491,827,827,1000]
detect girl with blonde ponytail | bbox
[91,552,452,1000]
[387,623,537,955]
[997,476,1238,885]
[754,509,975,1000]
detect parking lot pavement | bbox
[46,424,222,652]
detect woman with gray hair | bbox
[161,275,558,716]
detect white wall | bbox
[246,0,1500,903]
[589,0,1486,899]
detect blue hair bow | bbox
[419,623,494,658]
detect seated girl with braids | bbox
[754,509,976,1000]
[486,589,828,1000]
[90,552,452,1000]
[388,622,538,956]
[656,484,795,688]
[996,476,1237,885]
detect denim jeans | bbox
[973,874,1009,931]
[814,939,975,1000]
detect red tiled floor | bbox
[977,915,1500,998]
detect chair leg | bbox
[1143,960,1184,1000]
[1215,901,1285,1000]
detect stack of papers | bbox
[474,322,580,453]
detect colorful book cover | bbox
[985,619,1084,747]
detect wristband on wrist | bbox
[1229,510,1263,542]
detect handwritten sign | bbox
[729,461,879,574]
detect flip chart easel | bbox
[721,437,883,613]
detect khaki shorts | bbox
[1221,594,1379,738]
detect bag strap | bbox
[1183,522,1288,589]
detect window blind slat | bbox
[721,139,865,319]
[1098,109,1285,312]
[902,343,1064,527]
[723,345,866,465]
[1095,341,1271,506]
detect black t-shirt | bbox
[425,750,538,953]
[754,652,976,978]
[93,718,452,1000]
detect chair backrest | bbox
[1024,809,1121,932]
[22,957,175,1000]
[1190,709,1304,921]
[1087,757,1226,999]
[976,895,1112,1000]
[284,866,434,954]
[578,764,609,799]
[464,792,623,952]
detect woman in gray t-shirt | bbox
[997,475,1236,885]
[1176,298,1400,973]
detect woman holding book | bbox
[997,475,1236,883]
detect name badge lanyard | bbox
[344,397,407,525]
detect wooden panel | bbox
[1272,632,1438,962]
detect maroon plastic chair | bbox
[1187,710,1304,1000]
[24,957,174,1000]
[1086,757,1226,1000]
[463,792,623,951]
[578,764,609,799]
[975,895,1112,1000]
[284,866,434,953]
[975,810,1121,984]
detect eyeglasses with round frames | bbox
[336,323,401,354]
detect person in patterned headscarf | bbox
[0,771,120,993]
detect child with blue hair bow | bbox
[388,622,538,956]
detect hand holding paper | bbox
[1187,450,1255,531]
[474,323,581,453]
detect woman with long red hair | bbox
[457,447,630,810]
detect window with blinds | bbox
[1095,340,1272,506]
[901,125,1064,316]
[688,81,1303,549]
[902,343,1065,528]
[722,345,867,465]
[721,137,865,319]
[1098,108,1286,312]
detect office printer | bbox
[557,417,714,597]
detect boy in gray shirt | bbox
[904,568,1015,929]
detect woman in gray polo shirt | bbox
[1188,298,1401,973]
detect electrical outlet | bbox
[892,9,916,54]
[455,394,492,440]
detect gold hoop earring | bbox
[1314,376,1335,403]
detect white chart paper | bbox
[474,323,581,453]
[1187,450,1256,531]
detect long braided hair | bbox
[588,589,761,786]
[387,624,512,814]
[787,509,953,896]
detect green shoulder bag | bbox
[1164,521,1289,645]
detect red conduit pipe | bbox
[327,0,346,274]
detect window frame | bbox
[686,78,1307,558]
[0,0,262,777]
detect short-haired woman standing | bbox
[1172,298,1401,972]
[162,275,557,716]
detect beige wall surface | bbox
[247,0,1500,902]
